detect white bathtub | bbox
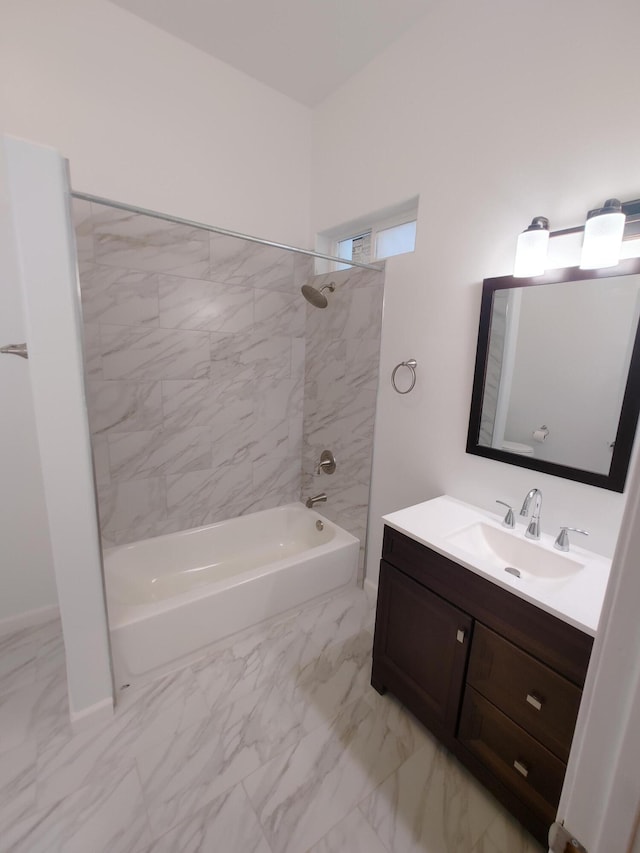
[104,502,359,687]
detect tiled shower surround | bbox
[302,266,385,570]
[72,200,383,560]
[478,290,507,447]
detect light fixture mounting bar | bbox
[547,198,640,241]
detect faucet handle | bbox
[554,527,589,552]
[315,450,336,475]
[496,500,515,529]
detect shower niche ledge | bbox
[371,495,611,846]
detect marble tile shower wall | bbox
[479,291,507,447]
[73,200,313,546]
[302,266,385,574]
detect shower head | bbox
[301,281,335,309]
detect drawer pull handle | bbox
[526,693,543,711]
[513,759,529,778]
[456,629,466,644]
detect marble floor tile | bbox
[192,612,317,714]
[36,668,209,808]
[137,678,307,837]
[299,586,376,652]
[35,629,66,683]
[0,740,37,827]
[361,739,472,853]
[0,672,69,755]
[3,764,152,853]
[362,686,432,753]
[294,629,374,732]
[142,783,271,853]
[307,807,388,853]
[470,807,545,853]
[360,721,539,853]
[0,629,37,695]
[243,695,416,853]
[2,583,547,853]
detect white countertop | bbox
[383,495,611,636]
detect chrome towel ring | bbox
[391,358,417,394]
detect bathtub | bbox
[104,502,359,688]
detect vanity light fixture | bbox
[513,197,640,278]
[579,198,626,270]
[513,217,550,278]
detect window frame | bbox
[331,207,417,268]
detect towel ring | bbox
[391,359,417,394]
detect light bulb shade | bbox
[513,217,550,278]
[580,199,626,270]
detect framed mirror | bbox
[467,258,640,492]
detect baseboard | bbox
[364,577,378,600]
[70,696,114,734]
[0,604,60,637]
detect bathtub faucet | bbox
[305,493,327,509]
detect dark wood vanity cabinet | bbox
[372,526,594,846]
[371,561,472,741]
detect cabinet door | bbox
[372,561,472,739]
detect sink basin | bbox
[382,494,611,635]
[446,522,584,580]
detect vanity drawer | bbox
[459,687,564,824]
[467,624,581,762]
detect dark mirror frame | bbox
[466,257,640,492]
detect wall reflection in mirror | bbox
[467,260,640,492]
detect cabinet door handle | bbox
[513,759,529,778]
[526,693,543,711]
[456,629,466,644]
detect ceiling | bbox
[108,0,433,106]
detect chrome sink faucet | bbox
[520,488,542,539]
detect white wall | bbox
[311,0,640,579]
[0,142,57,627]
[0,0,313,626]
[6,136,113,723]
[0,0,311,246]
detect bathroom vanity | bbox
[371,496,610,846]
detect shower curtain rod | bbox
[71,191,384,272]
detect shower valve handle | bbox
[315,450,336,475]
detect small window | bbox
[329,203,418,268]
[337,231,372,269]
[375,220,417,260]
